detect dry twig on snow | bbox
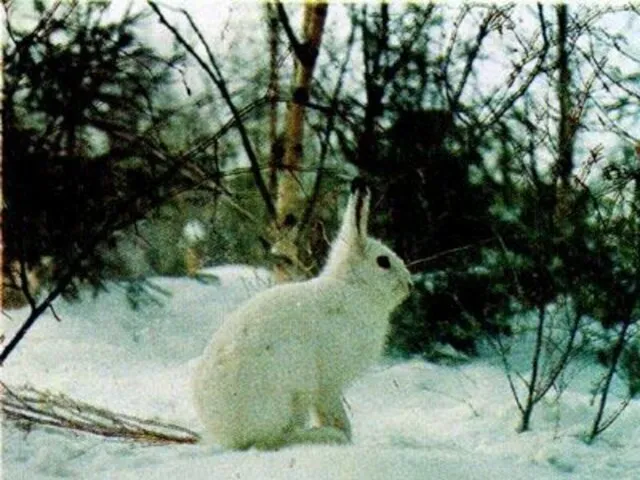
[1,382,200,445]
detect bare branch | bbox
[383,4,435,83]
[274,1,305,62]
[450,6,509,110]
[587,317,636,442]
[492,335,525,414]
[406,238,494,270]
[148,1,276,220]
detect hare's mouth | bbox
[394,279,412,298]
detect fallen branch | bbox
[1,382,200,445]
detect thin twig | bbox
[2,382,200,445]
[406,238,494,269]
[48,304,62,322]
[148,1,276,220]
[274,1,305,62]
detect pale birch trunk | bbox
[272,2,328,281]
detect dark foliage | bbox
[359,110,501,354]
[2,2,191,300]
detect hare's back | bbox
[210,279,327,351]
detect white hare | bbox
[192,179,412,450]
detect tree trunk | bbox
[266,3,281,200]
[518,303,546,432]
[556,4,574,186]
[587,317,632,443]
[273,2,328,280]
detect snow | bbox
[3,266,640,479]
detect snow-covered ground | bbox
[2,266,639,479]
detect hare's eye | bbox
[376,255,391,269]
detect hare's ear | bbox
[337,177,370,249]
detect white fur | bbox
[192,183,412,450]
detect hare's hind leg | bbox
[283,391,352,446]
[285,395,349,446]
[259,392,350,448]
[316,390,352,441]
[252,390,316,450]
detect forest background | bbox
[2,0,640,441]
